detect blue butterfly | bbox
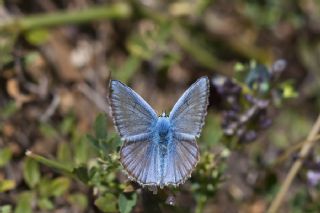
[109,77,209,188]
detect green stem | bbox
[195,195,207,213]
[26,150,73,176]
[0,2,131,33]
[172,25,231,76]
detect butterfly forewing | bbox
[109,80,158,142]
[169,77,209,139]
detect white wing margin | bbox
[109,80,158,142]
[169,77,209,139]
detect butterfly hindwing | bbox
[163,136,199,185]
[120,139,160,185]
[169,77,209,139]
[109,80,158,142]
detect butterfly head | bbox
[160,112,168,117]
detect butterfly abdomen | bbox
[154,117,173,187]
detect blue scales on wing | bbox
[109,80,160,185]
[163,77,209,185]
[169,77,210,140]
[109,77,209,187]
[109,80,158,142]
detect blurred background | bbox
[0,0,320,212]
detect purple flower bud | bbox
[307,170,320,186]
[239,130,257,143]
[259,117,272,129]
[271,59,287,75]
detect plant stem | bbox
[271,134,320,168]
[172,25,232,76]
[267,114,320,213]
[26,150,73,176]
[0,2,131,33]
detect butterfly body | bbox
[109,77,209,187]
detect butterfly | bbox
[109,77,209,188]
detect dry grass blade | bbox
[267,114,320,213]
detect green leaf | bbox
[94,114,108,140]
[119,193,137,213]
[281,83,298,98]
[95,193,118,213]
[234,62,245,72]
[38,197,54,211]
[23,158,40,188]
[60,114,76,135]
[67,193,88,210]
[0,147,12,167]
[25,28,50,45]
[0,205,12,213]
[87,134,100,150]
[39,122,57,138]
[0,179,16,192]
[72,166,89,184]
[113,56,141,84]
[0,32,17,71]
[14,191,33,213]
[48,177,71,197]
[0,101,18,119]
[73,136,89,165]
[57,142,73,166]
[38,178,52,197]
[39,177,70,198]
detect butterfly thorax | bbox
[156,117,171,139]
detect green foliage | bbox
[243,0,303,28]
[25,28,50,45]
[39,122,58,138]
[27,113,137,212]
[23,158,40,188]
[38,197,54,210]
[0,147,12,167]
[67,193,88,210]
[0,101,18,119]
[14,192,33,213]
[0,179,15,192]
[0,205,12,213]
[95,193,118,212]
[94,113,108,140]
[113,56,141,84]
[192,151,224,195]
[119,193,137,213]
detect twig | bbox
[0,2,131,33]
[267,114,320,213]
[172,25,227,75]
[271,134,320,168]
[77,83,109,115]
[26,150,73,175]
[40,94,60,122]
